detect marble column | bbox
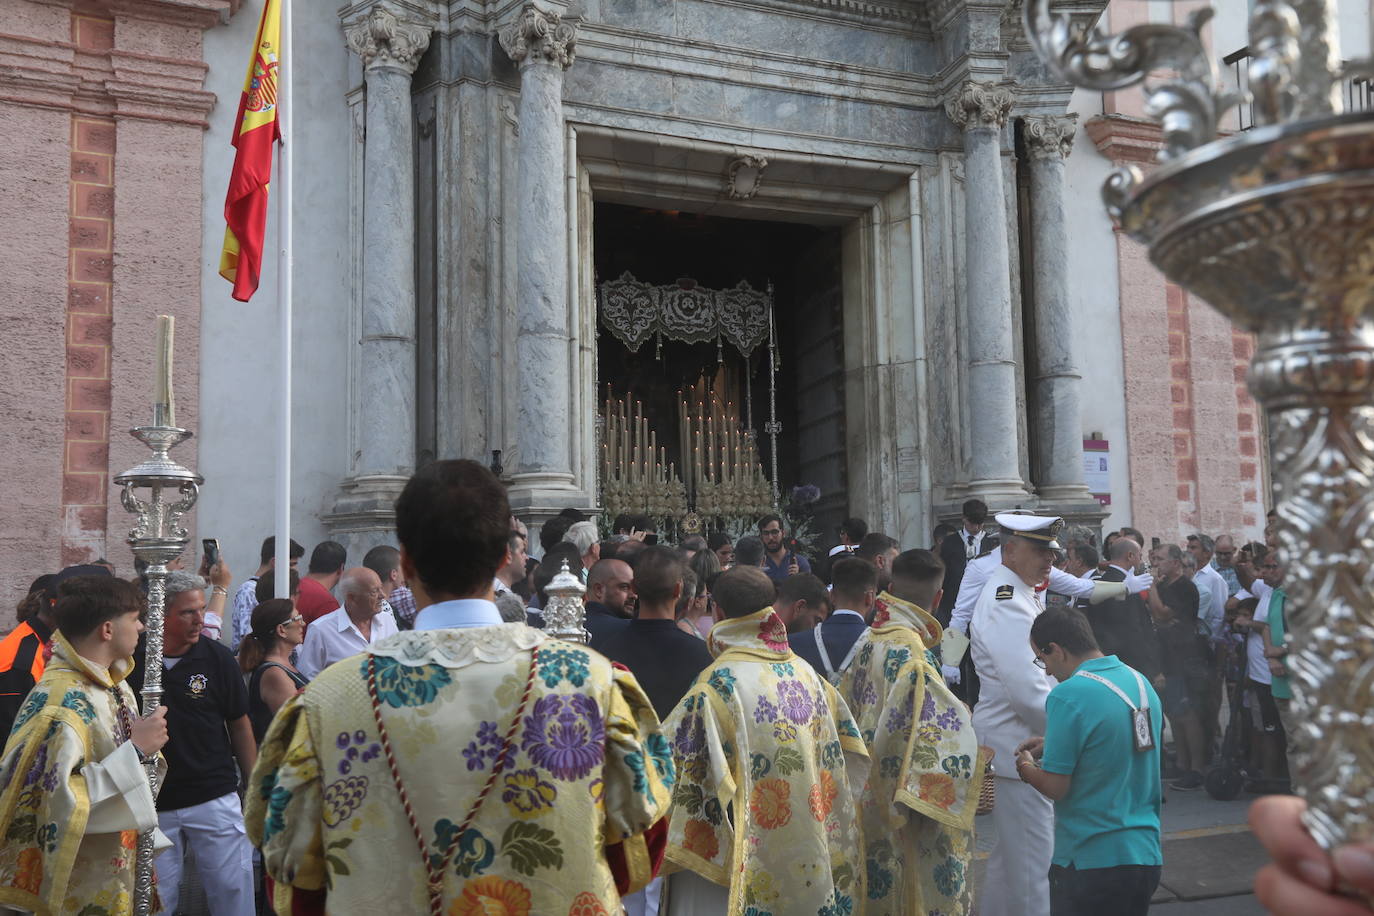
[1024,114,1092,500]
[500,5,578,496]
[328,6,432,557]
[946,80,1027,498]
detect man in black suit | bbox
[789,558,877,683]
[937,498,996,627]
[1084,536,1162,686]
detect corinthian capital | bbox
[945,80,1015,131]
[499,5,578,70]
[1024,114,1078,160]
[345,6,433,74]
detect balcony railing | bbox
[1224,47,1373,131]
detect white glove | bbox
[941,664,962,686]
[1124,571,1154,594]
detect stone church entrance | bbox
[591,203,847,541]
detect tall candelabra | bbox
[115,318,202,915]
[1024,0,1374,851]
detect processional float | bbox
[1022,0,1374,856]
[114,317,202,916]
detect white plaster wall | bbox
[197,0,354,590]
[1062,86,1130,533]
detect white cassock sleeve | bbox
[84,741,172,850]
[950,552,997,634]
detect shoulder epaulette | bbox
[995,584,1015,600]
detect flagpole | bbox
[274,0,292,597]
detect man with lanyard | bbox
[788,557,877,683]
[1016,607,1163,916]
[969,512,1064,916]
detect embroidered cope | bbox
[839,594,983,915]
[0,633,166,916]
[244,624,674,915]
[662,609,870,916]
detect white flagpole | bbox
[274,0,293,597]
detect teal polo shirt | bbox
[1267,589,1292,700]
[1041,655,1163,869]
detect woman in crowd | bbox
[682,548,721,639]
[238,598,308,743]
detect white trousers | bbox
[622,875,664,916]
[155,792,256,916]
[980,776,1054,916]
[664,871,730,916]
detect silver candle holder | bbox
[115,423,201,916]
[1024,0,1374,851]
[542,559,589,643]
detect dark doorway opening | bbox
[592,202,848,542]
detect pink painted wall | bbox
[0,0,227,606]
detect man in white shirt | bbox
[297,567,399,679]
[1234,549,1286,787]
[1186,534,1229,641]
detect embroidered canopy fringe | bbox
[598,272,771,356]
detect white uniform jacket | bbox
[970,564,1055,770]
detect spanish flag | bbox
[219,0,282,302]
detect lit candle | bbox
[155,315,175,427]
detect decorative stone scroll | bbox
[499,4,578,69]
[945,80,1016,130]
[598,273,771,356]
[344,5,432,74]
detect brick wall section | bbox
[0,0,227,600]
[1167,282,1200,531]
[62,15,117,565]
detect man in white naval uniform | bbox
[969,513,1066,916]
[942,533,1153,684]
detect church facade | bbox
[3,0,1314,597]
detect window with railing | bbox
[1223,47,1373,131]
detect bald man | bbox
[297,567,399,679]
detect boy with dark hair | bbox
[247,460,673,913]
[835,548,982,914]
[600,543,713,715]
[0,576,170,914]
[298,540,346,625]
[772,572,830,633]
[790,557,878,682]
[1016,608,1163,916]
[661,565,868,913]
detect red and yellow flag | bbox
[219,0,282,302]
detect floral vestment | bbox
[0,633,163,916]
[838,594,983,916]
[662,608,869,916]
[244,624,674,915]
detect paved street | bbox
[973,791,1273,914]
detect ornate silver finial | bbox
[1023,114,1078,160]
[344,5,433,73]
[945,80,1015,130]
[542,559,589,643]
[499,4,578,69]
[1023,0,1374,856]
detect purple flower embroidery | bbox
[776,680,814,724]
[463,719,503,771]
[920,690,938,722]
[936,708,963,731]
[521,694,605,780]
[674,711,705,755]
[753,697,778,724]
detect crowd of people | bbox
[0,472,1365,916]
